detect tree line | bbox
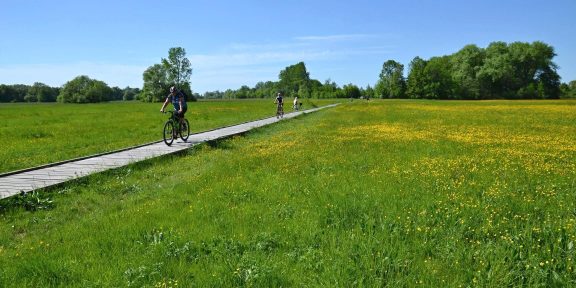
[375,41,570,99]
[198,62,365,100]
[0,81,140,103]
[1,42,575,103]
[197,41,575,100]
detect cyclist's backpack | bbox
[179,89,188,101]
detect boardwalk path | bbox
[0,104,337,200]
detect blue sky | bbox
[1,0,575,94]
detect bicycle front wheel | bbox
[163,121,175,146]
[180,119,190,142]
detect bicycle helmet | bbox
[170,86,176,93]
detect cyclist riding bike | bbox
[160,86,188,128]
[274,92,284,118]
[293,96,299,111]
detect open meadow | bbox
[0,99,332,174]
[0,99,575,287]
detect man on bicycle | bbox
[274,92,284,119]
[160,86,188,121]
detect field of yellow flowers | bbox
[0,99,574,286]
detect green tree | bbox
[363,85,374,99]
[223,89,235,99]
[123,87,138,101]
[235,85,251,99]
[141,64,169,102]
[474,41,561,99]
[0,85,15,102]
[141,47,194,102]
[309,79,323,97]
[24,83,41,102]
[25,82,58,102]
[406,56,429,99]
[85,80,113,102]
[320,79,339,98]
[568,81,576,98]
[477,42,515,98]
[203,91,224,99]
[253,81,277,98]
[201,63,346,99]
[162,47,193,90]
[451,44,484,99]
[297,82,311,99]
[422,56,455,99]
[110,87,123,101]
[279,62,310,97]
[342,84,361,99]
[375,60,406,98]
[0,84,28,102]
[57,76,113,103]
[530,41,560,99]
[508,42,534,95]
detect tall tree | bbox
[319,79,339,98]
[363,85,374,99]
[279,62,310,97]
[406,56,428,99]
[477,42,515,98]
[530,41,560,99]
[162,47,193,90]
[141,47,194,102]
[474,41,561,99]
[342,84,361,99]
[375,60,406,98]
[423,56,455,99]
[451,44,484,99]
[141,64,168,102]
[85,80,113,102]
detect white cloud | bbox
[190,34,393,69]
[0,34,394,93]
[294,34,380,42]
[189,50,339,68]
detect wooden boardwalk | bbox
[0,105,336,200]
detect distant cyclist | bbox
[160,86,188,124]
[274,92,284,118]
[293,96,299,111]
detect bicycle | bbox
[293,102,302,111]
[162,110,190,146]
[276,103,284,119]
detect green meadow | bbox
[0,99,331,174]
[0,100,575,287]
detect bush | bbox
[57,75,113,103]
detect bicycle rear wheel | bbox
[163,120,175,146]
[180,119,190,142]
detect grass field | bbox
[0,99,575,287]
[0,99,333,174]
